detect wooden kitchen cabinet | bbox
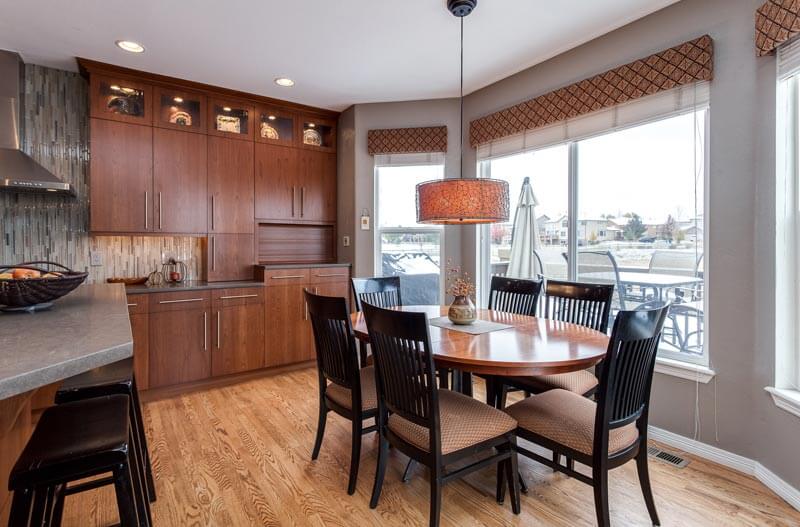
[153,128,207,233]
[255,143,299,221]
[90,74,152,125]
[127,294,150,390]
[148,292,211,388]
[208,136,254,234]
[203,234,255,282]
[298,150,337,223]
[264,284,314,367]
[89,118,153,233]
[211,288,265,376]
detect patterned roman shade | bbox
[756,1,800,56]
[367,126,447,155]
[469,35,713,148]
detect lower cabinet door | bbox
[205,234,255,282]
[212,303,265,376]
[130,312,150,390]
[312,282,350,311]
[149,308,211,388]
[264,284,314,367]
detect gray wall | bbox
[458,0,800,488]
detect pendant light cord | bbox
[459,16,464,180]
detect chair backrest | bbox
[648,250,697,277]
[351,276,402,312]
[543,279,615,333]
[305,290,361,401]
[361,303,440,452]
[487,276,542,316]
[593,304,669,456]
[565,250,627,310]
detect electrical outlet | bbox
[90,251,103,267]
[342,235,350,247]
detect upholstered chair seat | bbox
[326,366,378,411]
[503,370,599,398]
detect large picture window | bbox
[375,156,444,304]
[479,101,708,365]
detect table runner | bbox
[428,317,512,335]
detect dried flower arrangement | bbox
[445,260,475,298]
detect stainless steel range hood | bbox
[0,50,74,195]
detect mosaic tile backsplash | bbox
[0,64,202,282]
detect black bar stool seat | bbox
[54,358,156,503]
[9,395,152,527]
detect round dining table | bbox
[350,305,609,378]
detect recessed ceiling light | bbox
[268,115,276,121]
[274,77,294,87]
[115,40,145,53]
[223,106,232,112]
[173,96,184,103]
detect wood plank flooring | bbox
[62,367,800,526]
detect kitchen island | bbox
[0,283,133,522]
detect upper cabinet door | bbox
[153,128,208,234]
[255,105,295,146]
[208,136,254,234]
[90,74,152,125]
[153,86,206,133]
[208,98,255,141]
[299,150,337,223]
[298,115,336,152]
[89,118,153,233]
[255,143,298,221]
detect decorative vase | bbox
[448,295,476,325]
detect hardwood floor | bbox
[61,367,800,526]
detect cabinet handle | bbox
[204,311,208,351]
[271,274,304,279]
[219,294,259,300]
[315,273,347,278]
[210,195,215,231]
[217,311,221,349]
[300,187,305,218]
[144,191,149,230]
[158,298,204,304]
[291,186,296,217]
[158,192,163,230]
[211,236,216,271]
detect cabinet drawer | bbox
[308,268,350,284]
[262,268,310,286]
[211,287,264,306]
[126,294,149,314]
[149,291,211,312]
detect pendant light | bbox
[416,0,509,225]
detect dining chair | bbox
[362,303,520,527]
[305,290,377,495]
[351,276,403,367]
[501,304,670,527]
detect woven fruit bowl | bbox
[0,261,88,308]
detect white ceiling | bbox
[0,0,678,111]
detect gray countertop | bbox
[256,263,351,270]
[0,283,133,400]
[125,280,262,294]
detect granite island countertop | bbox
[0,283,133,400]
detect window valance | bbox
[367,126,447,155]
[756,1,800,57]
[469,35,713,148]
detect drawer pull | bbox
[127,303,137,307]
[315,273,347,278]
[219,294,259,300]
[158,298,204,304]
[271,275,305,279]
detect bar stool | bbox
[8,395,151,526]
[54,358,156,503]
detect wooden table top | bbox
[350,305,609,376]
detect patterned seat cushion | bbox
[505,389,638,456]
[325,366,377,411]
[505,370,599,395]
[387,389,517,454]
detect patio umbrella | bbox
[506,177,542,279]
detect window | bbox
[375,155,444,304]
[478,86,708,366]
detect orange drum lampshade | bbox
[416,178,510,224]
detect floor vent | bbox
[647,446,689,468]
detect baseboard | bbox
[649,426,800,512]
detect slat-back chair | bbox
[351,276,403,367]
[306,290,378,495]
[363,303,520,527]
[502,304,670,527]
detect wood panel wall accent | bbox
[469,35,714,148]
[367,126,448,155]
[756,1,800,56]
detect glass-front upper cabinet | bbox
[255,105,295,146]
[299,115,336,152]
[154,87,206,133]
[90,74,152,125]
[208,98,254,140]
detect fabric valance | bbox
[367,126,447,155]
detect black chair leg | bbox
[518,472,528,494]
[51,484,66,527]
[402,459,416,483]
[496,457,506,504]
[567,457,575,472]
[485,377,497,407]
[370,434,390,508]
[498,384,509,409]
[506,445,521,515]
[359,341,369,368]
[113,463,141,527]
[131,378,156,503]
[347,420,362,495]
[636,447,661,526]
[552,451,560,466]
[8,486,35,526]
[593,469,611,527]
[311,403,328,460]
[127,429,153,526]
[430,468,443,527]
